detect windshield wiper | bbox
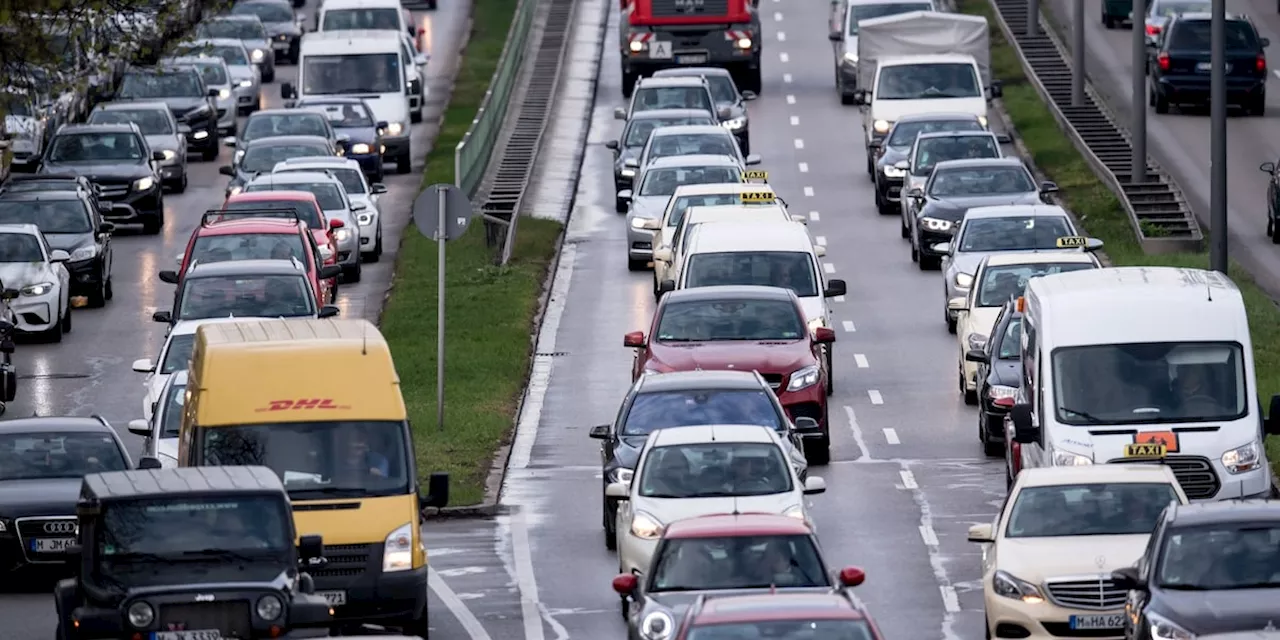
[182,548,262,563]
[1212,582,1280,590]
[1160,583,1214,590]
[1058,406,1106,423]
[288,486,373,498]
[109,551,171,563]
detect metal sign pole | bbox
[1209,0,1228,273]
[1131,0,1147,182]
[1072,0,1085,106]
[436,187,447,431]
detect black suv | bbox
[0,173,107,212]
[0,190,114,306]
[965,299,1022,461]
[38,123,166,234]
[53,466,334,640]
[114,65,221,160]
[1147,12,1269,115]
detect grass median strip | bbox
[960,0,1280,479]
[381,0,565,507]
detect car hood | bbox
[921,193,1041,222]
[323,206,355,225]
[798,297,825,325]
[350,194,377,212]
[961,306,1003,342]
[40,161,151,180]
[630,196,669,220]
[614,436,649,470]
[240,38,272,51]
[648,341,815,375]
[0,477,84,517]
[991,359,1019,386]
[871,97,988,124]
[262,21,300,36]
[719,101,746,120]
[616,146,641,170]
[355,94,410,127]
[228,65,257,83]
[334,125,378,144]
[646,586,830,617]
[42,232,95,254]
[0,261,61,288]
[952,249,1079,279]
[995,535,1148,583]
[120,96,208,116]
[643,492,800,531]
[145,134,182,153]
[1157,590,1280,636]
[878,144,910,168]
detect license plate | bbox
[1124,443,1166,458]
[677,54,708,64]
[649,40,673,59]
[151,630,222,640]
[318,590,347,605]
[1070,614,1125,630]
[1197,62,1211,71]
[30,537,75,552]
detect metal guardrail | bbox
[453,0,538,197]
[984,0,1203,253]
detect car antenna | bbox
[1206,278,1213,303]
[731,496,740,515]
[709,424,715,442]
[361,319,368,355]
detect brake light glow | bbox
[993,397,1016,409]
[1157,53,1170,71]
[1258,55,1267,73]
[1145,24,1161,36]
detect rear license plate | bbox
[1197,61,1211,71]
[1069,614,1124,630]
[676,54,708,64]
[30,538,75,552]
[318,590,347,605]
[151,631,222,640]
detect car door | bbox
[41,233,70,309]
[92,197,113,281]
[958,259,987,345]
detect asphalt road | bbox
[0,1,473,635]
[1042,0,1280,293]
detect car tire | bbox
[172,172,188,193]
[363,231,383,263]
[1271,218,1280,244]
[398,609,430,638]
[62,303,71,334]
[616,198,628,214]
[344,262,362,283]
[919,254,940,271]
[824,346,833,396]
[622,70,638,98]
[1154,89,1170,114]
[603,495,617,550]
[45,305,64,343]
[627,258,648,272]
[88,274,107,308]
[946,310,957,334]
[105,276,113,301]
[805,434,831,465]
[396,152,412,174]
[960,369,977,406]
[201,143,218,162]
[263,69,275,83]
[982,415,1004,457]
[143,215,163,235]
[900,214,910,238]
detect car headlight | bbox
[722,116,746,131]
[234,150,245,164]
[218,88,231,100]
[609,467,634,483]
[251,48,265,62]
[334,228,352,241]
[786,364,821,392]
[1221,441,1261,474]
[382,522,413,572]
[228,186,243,197]
[873,119,891,133]
[256,594,283,621]
[70,246,96,261]
[920,217,953,232]
[22,283,53,296]
[351,143,372,155]
[843,52,857,63]
[966,333,987,352]
[954,272,974,288]
[161,149,177,161]
[277,33,289,42]
[357,212,375,226]
[1052,450,1093,466]
[882,164,905,178]
[386,121,405,136]
[621,167,635,178]
[782,504,805,520]
[133,176,155,191]
[238,79,254,88]
[991,570,1044,604]
[1148,612,1194,640]
[193,129,210,140]
[127,601,155,627]
[630,217,652,229]
[978,116,989,128]
[630,511,664,539]
[641,611,675,640]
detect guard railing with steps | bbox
[985,0,1203,252]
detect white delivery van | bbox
[829,0,937,103]
[1009,266,1280,501]
[315,0,416,39]
[852,11,1000,176]
[283,30,414,174]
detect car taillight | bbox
[1157,53,1170,71]
[1145,24,1160,36]
[993,397,1015,409]
[1258,55,1267,72]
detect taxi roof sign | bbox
[743,170,768,183]
[740,191,775,203]
[1055,236,1104,251]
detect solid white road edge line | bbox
[868,390,883,404]
[853,353,868,368]
[843,405,872,461]
[429,567,495,640]
[883,427,900,444]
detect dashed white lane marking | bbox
[841,320,855,332]
[941,586,961,613]
[777,31,787,41]
[854,353,869,368]
[919,524,939,547]
[429,568,494,640]
[793,138,804,149]
[798,161,809,172]
[843,405,873,461]
[834,295,845,302]
[783,73,793,83]
[803,186,814,197]
[808,210,819,220]
[786,94,796,104]
[823,262,835,274]
[1273,69,1280,81]
[814,235,826,246]
[883,427,900,444]
[899,469,917,488]
[868,390,884,405]
[773,10,782,20]
[779,52,790,62]
[790,115,799,125]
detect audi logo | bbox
[43,521,77,534]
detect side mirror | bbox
[207,88,220,98]
[867,139,881,149]
[1040,181,1059,193]
[613,107,627,120]
[803,476,826,495]
[815,245,827,257]
[127,419,151,437]
[1265,394,1280,435]
[623,158,639,169]
[1262,162,1277,174]
[1263,37,1272,48]
[99,221,116,234]
[420,471,449,509]
[371,183,388,194]
[829,31,841,41]
[604,482,630,498]
[222,137,237,147]
[376,120,389,130]
[318,305,340,318]
[652,248,672,262]
[158,270,179,284]
[612,573,638,596]
[717,106,732,120]
[131,358,155,373]
[741,90,758,100]
[50,249,70,262]
[329,218,345,229]
[824,279,846,298]
[1111,567,1145,591]
[298,534,324,560]
[350,202,367,211]
[837,567,866,587]
[137,456,163,470]
[281,83,296,99]
[658,279,675,293]
[967,523,994,543]
[744,153,761,166]
[623,330,647,348]
[178,124,192,134]
[853,89,868,105]
[794,417,822,433]
[931,242,951,254]
[152,150,166,162]
[995,134,1012,144]
[989,80,1004,98]
[0,288,18,301]
[813,327,836,344]
[895,161,911,171]
[616,189,633,202]
[318,265,342,280]
[414,53,428,65]
[604,140,620,151]
[1010,403,1038,444]
[588,424,611,439]
[218,165,235,176]
[965,349,989,364]
[152,310,173,323]
[947,297,967,312]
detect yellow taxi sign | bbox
[740,191,775,204]
[743,170,768,183]
[1124,443,1167,459]
[1055,236,1089,249]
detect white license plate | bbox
[1197,62,1211,71]
[649,40,673,59]
[30,538,75,552]
[318,590,347,605]
[1070,614,1124,630]
[151,631,222,640]
[677,54,708,64]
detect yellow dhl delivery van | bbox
[169,318,449,635]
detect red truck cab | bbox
[619,0,762,94]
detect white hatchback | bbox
[131,317,246,423]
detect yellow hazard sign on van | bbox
[740,191,775,204]
[1055,236,1089,249]
[742,170,768,183]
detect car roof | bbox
[629,108,715,120]
[247,171,340,185]
[295,96,367,106]
[653,66,732,78]
[646,154,740,169]
[167,55,228,67]
[210,14,261,22]
[190,37,249,49]
[227,190,320,204]
[665,514,813,539]
[245,135,332,148]
[650,125,732,137]
[0,223,43,237]
[1168,500,1280,527]
[0,190,82,202]
[880,52,975,66]
[251,108,327,118]
[694,594,866,625]
[95,101,172,113]
[672,182,775,197]
[688,220,813,253]
[916,130,998,141]
[982,251,1098,267]
[303,29,405,49]
[197,218,305,237]
[637,370,766,393]
[0,416,114,434]
[685,207,787,225]
[186,258,306,277]
[651,423,776,445]
[636,76,707,88]
[1016,465,1179,488]
[894,111,981,123]
[1173,12,1250,22]
[56,123,139,135]
[276,157,361,170]
[83,466,285,502]
[663,284,796,304]
[933,158,1025,170]
[963,204,1069,219]
[170,316,262,336]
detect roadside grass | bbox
[381,0,565,507]
[961,0,1280,479]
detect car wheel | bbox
[805,434,831,465]
[143,215,163,235]
[627,258,648,272]
[45,305,64,343]
[603,496,617,550]
[201,143,218,162]
[961,372,977,406]
[900,213,910,238]
[173,172,188,193]
[61,303,72,334]
[824,346,833,396]
[104,276,113,301]
[88,275,107,308]
[1272,218,1280,244]
[263,69,275,83]
[396,152,412,174]
[1154,89,1170,114]
[343,261,362,283]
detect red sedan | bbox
[222,191,345,296]
[674,592,885,640]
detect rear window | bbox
[1169,20,1259,50]
[633,87,715,115]
[888,118,982,146]
[191,233,307,266]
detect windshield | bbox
[957,217,1074,252]
[192,232,307,266]
[233,1,294,22]
[98,496,291,562]
[159,382,187,438]
[160,334,195,375]
[0,233,43,262]
[241,144,331,173]
[47,132,146,164]
[88,108,174,135]
[0,94,33,118]
[998,318,1021,359]
[302,53,402,94]
[244,114,330,141]
[650,535,826,591]
[280,167,365,194]
[639,442,792,498]
[624,390,783,436]
[649,133,738,162]
[198,19,267,40]
[656,298,805,342]
[848,2,932,34]
[200,421,410,498]
[0,431,126,480]
[176,274,315,320]
[1152,0,1209,17]
[1006,483,1178,537]
[913,136,1000,175]
[206,43,250,66]
[634,87,715,114]
[689,621,876,640]
[624,116,714,147]
[639,166,742,196]
[1158,524,1280,590]
[303,101,376,127]
[222,200,323,229]
[877,63,982,100]
[704,75,737,102]
[887,118,983,146]
[321,8,401,30]
[1053,342,1247,425]
[685,252,818,297]
[930,166,1034,196]
[975,263,1094,307]
[1169,20,1259,50]
[246,182,345,210]
[669,194,750,226]
[0,199,91,234]
[188,62,228,86]
[119,71,203,98]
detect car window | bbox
[668,194,742,227]
[639,166,742,196]
[241,144,331,173]
[633,86,715,114]
[685,251,818,297]
[704,75,737,103]
[998,317,1022,360]
[929,166,1035,197]
[303,101,376,127]
[89,108,175,135]
[656,298,805,342]
[278,167,364,194]
[1169,20,1258,50]
[624,390,783,436]
[177,274,314,320]
[119,71,203,99]
[914,136,1000,175]
[191,232,307,265]
[878,62,981,100]
[47,132,146,164]
[624,116,714,147]
[957,216,1074,252]
[1005,483,1178,537]
[321,8,401,30]
[0,233,44,262]
[246,182,345,210]
[689,621,875,640]
[244,114,330,141]
[0,199,92,233]
[649,133,737,162]
[198,18,268,40]
[0,432,127,480]
[189,61,229,86]
[160,334,196,374]
[975,263,1094,307]
[638,442,792,498]
[159,382,187,438]
[207,43,250,66]
[888,118,983,146]
[649,534,826,592]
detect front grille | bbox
[89,179,130,200]
[1040,622,1123,638]
[1045,577,1126,610]
[650,0,728,17]
[158,601,252,638]
[15,516,78,562]
[308,543,372,579]
[760,373,783,390]
[1107,455,1221,500]
[217,108,227,119]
